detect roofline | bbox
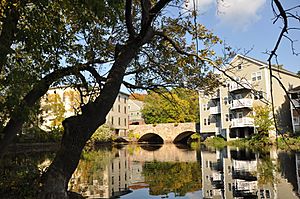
[232,54,299,78]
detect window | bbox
[203,104,207,111]
[118,105,121,112]
[225,114,229,122]
[228,183,232,191]
[237,64,242,70]
[291,93,300,99]
[254,91,263,100]
[118,95,120,101]
[252,72,256,81]
[294,117,300,125]
[257,72,262,80]
[124,98,127,103]
[118,117,121,125]
[124,106,127,114]
[229,113,233,121]
[111,117,114,125]
[224,97,228,105]
[124,118,127,126]
[112,176,114,185]
[204,118,207,125]
[228,96,233,104]
[252,71,262,81]
[207,118,211,125]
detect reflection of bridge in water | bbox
[130,144,198,162]
[128,122,199,143]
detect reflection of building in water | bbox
[69,149,131,198]
[201,147,299,199]
[128,160,147,190]
[296,153,300,196]
[109,149,131,197]
[201,148,224,199]
[224,148,258,199]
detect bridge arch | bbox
[138,133,164,144]
[173,131,196,144]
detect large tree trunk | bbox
[38,38,147,198]
[39,114,102,199]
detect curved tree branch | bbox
[0,60,106,156]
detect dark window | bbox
[254,91,263,100]
[208,118,211,125]
[118,117,121,125]
[204,119,207,125]
[111,117,114,125]
[124,106,127,114]
[118,105,121,112]
[291,93,299,99]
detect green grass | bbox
[202,136,300,151]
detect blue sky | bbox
[186,0,300,73]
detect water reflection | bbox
[68,144,300,199]
[201,146,299,199]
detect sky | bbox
[186,0,300,73]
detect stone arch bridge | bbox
[128,122,198,143]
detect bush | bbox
[17,126,62,143]
[87,124,113,146]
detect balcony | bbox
[230,99,253,110]
[215,127,222,135]
[210,106,221,115]
[291,99,300,108]
[229,81,252,92]
[231,117,254,128]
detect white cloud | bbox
[185,0,266,31]
[216,0,266,31]
[185,0,215,13]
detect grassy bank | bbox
[203,136,300,151]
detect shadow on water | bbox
[139,143,163,151]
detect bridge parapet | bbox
[129,122,197,143]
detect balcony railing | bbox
[229,81,252,92]
[230,99,253,110]
[215,127,222,135]
[210,106,221,115]
[291,99,300,108]
[231,117,254,128]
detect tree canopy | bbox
[142,88,199,124]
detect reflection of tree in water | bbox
[0,152,54,198]
[143,161,202,196]
[257,154,279,187]
[69,148,115,195]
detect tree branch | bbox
[0,60,103,155]
[0,0,21,74]
[125,0,136,39]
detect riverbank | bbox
[203,136,300,151]
[5,142,60,154]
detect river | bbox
[1,143,300,198]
